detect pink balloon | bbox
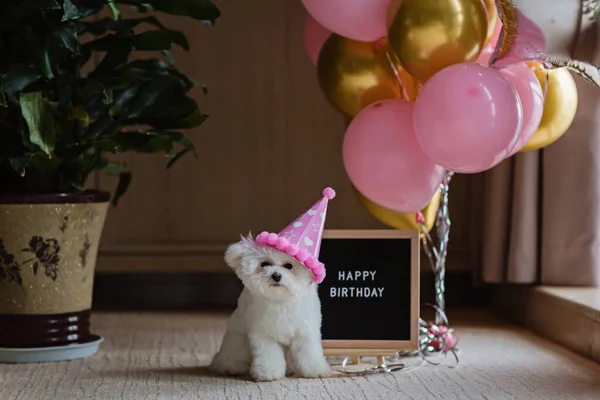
[491,10,546,68]
[301,0,389,42]
[499,63,544,156]
[343,99,445,213]
[303,14,332,65]
[413,63,522,174]
[476,45,495,67]
[476,18,502,66]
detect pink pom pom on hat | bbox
[255,187,336,284]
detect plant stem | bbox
[108,1,121,21]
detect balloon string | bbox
[433,171,453,323]
[384,51,411,101]
[420,172,454,322]
[336,357,409,375]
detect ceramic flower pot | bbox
[0,190,110,362]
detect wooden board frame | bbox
[320,229,420,355]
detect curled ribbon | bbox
[543,56,600,87]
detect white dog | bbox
[209,234,332,381]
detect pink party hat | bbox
[255,187,336,284]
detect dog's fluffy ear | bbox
[224,233,256,270]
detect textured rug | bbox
[1,310,599,400]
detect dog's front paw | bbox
[295,359,332,379]
[250,364,286,382]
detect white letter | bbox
[339,271,345,281]
[377,287,384,297]
[330,288,337,297]
[342,287,348,297]
[356,287,363,297]
[349,287,355,296]
[354,271,361,280]
[362,271,369,280]
[370,271,377,280]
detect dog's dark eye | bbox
[283,263,293,270]
[260,261,271,268]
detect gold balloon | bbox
[482,0,499,46]
[317,35,419,118]
[520,63,578,152]
[388,0,488,82]
[355,187,441,235]
[386,0,404,29]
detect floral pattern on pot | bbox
[25,236,61,281]
[0,236,62,285]
[0,239,23,286]
[79,234,91,269]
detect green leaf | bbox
[25,0,60,9]
[112,131,172,153]
[84,29,188,52]
[140,109,208,129]
[40,49,54,79]
[0,80,7,108]
[79,16,166,35]
[83,81,106,98]
[9,155,34,177]
[111,76,193,121]
[127,58,168,70]
[103,161,132,206]
[162,49,175,65]
[109,83,146,117]
[56,151,104,191]
[24,27,54,79]
[145,0,221,25]
[96,138,120,152]
[83,81,114,104]
[136,93,199,121]
[92,43,133,75]
[130,2,153,13]
[62,0,83,21]
[166,147,191,169]
[19,92,58,155]
[2,65,42,96]
[105,130,195,156]
[54,25,79,52]
[127,59,195,91]
[86,115,121,139]
[134,30,189,52]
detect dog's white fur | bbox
[209,234,332,381]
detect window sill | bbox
[492,285,600,363]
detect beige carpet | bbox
[1,310,599,400]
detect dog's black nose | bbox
[271,272,282,283]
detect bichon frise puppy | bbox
[209,187,337,381]
[209,235,332,381]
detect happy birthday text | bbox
[329,270,385,298]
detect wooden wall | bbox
[95,0,481,274]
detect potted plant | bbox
[0,0,220,363]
